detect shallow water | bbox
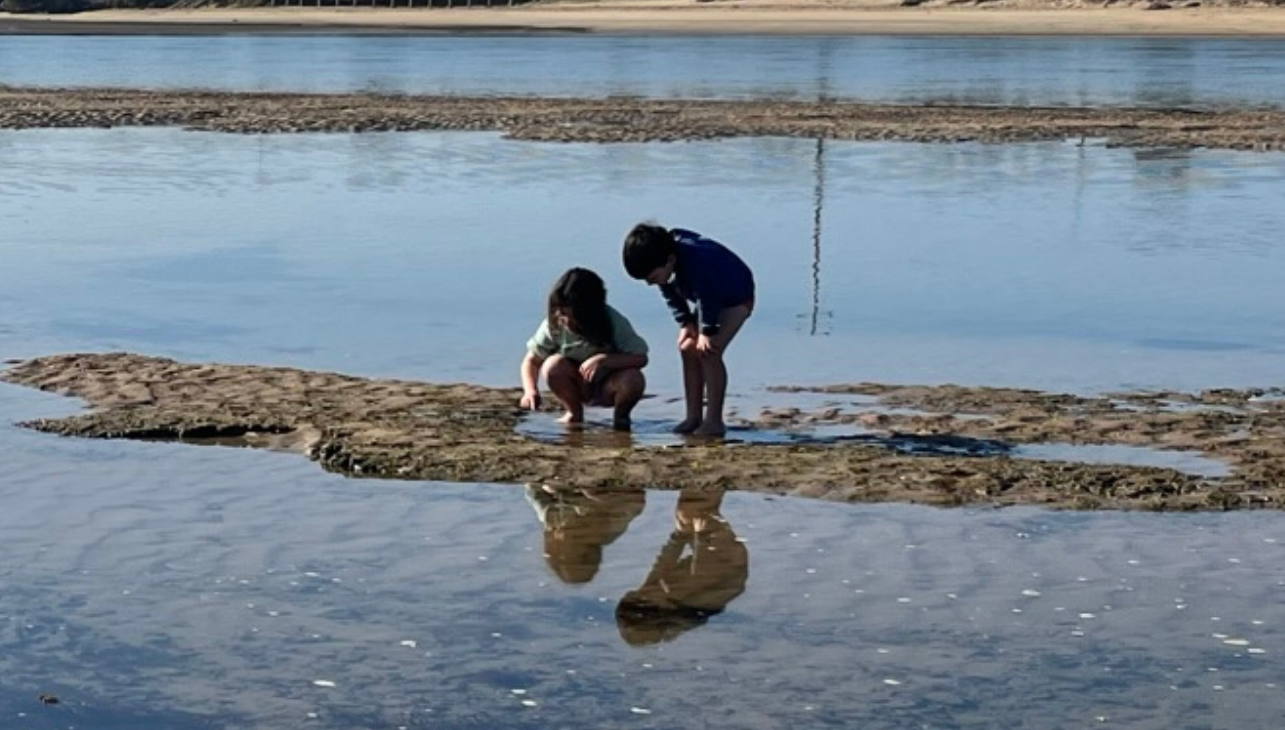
[4,37,1285,727]
[2,35,1285,109]
[517,409,1233,477]
[2,128,1284,394]
[2,388,1282,729]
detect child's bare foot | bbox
[557,411,584,425]
[693,421,726,438]
[672,417,702,434]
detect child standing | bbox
[520,267,649,431]
[622,223,754,438]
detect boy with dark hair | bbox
[623,223,754,438]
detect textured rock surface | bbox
[6,353,1284,510]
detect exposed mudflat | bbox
[5,353,1285,510]
[3,87,1284,150]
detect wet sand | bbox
[4,87,1284,150]
[6,2,1285,37]
[5,353,1285,511]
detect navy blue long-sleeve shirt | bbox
[658,228,755,336]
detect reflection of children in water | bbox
[615,489,749,646]
[526,485,748,644]
[525,484,646,584]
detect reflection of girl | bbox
[519,268,649,431]
[616,490,748,646]
[525,484,646,584]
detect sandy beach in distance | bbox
[5,0,1285,36]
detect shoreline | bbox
[6,3,1285,37]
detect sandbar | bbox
[5,353,1285,511]
[4,87,1284,150]
[5,1,1285,37]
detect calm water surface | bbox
[2,128,1283,393]
[2,389,1283,729]
[3,124,1285,729]
[4,35,1285,728]
[1,35,1284,108]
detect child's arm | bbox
[601,352,649,370]
[690,269,730,337]
[519,351,543,410]
[694,294,723,337]
[658,282,696,328]
[582,309,649,382]
[522,318,557,409]
[580,352,647,385]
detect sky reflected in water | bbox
[2,128,1283,395]
[3,93,1285,728]
[0,412,1282,730]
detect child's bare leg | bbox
[694,353,728,437]
[541,355,587,424]
[604,368,646,431]
[692,303,752,438]
[675,335,704,433]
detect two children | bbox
[520,224,754,438]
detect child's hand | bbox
[678,323,699,348]
[696,334,721,355]
[519,390,542,411]
[579,354,607,384]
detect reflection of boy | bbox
[615,490,748,646]
[525,485,646,585]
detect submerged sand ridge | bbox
[2,87,1285,150]
[5,353,1285,511]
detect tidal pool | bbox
[2,382,1283,730]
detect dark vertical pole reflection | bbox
[807,38,835,336]
[1070,135,1088,241]
[810,136,825,336]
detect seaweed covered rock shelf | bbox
[5,353,1285,510]
[3,87,1285,150]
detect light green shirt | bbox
[527,305,649,362]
